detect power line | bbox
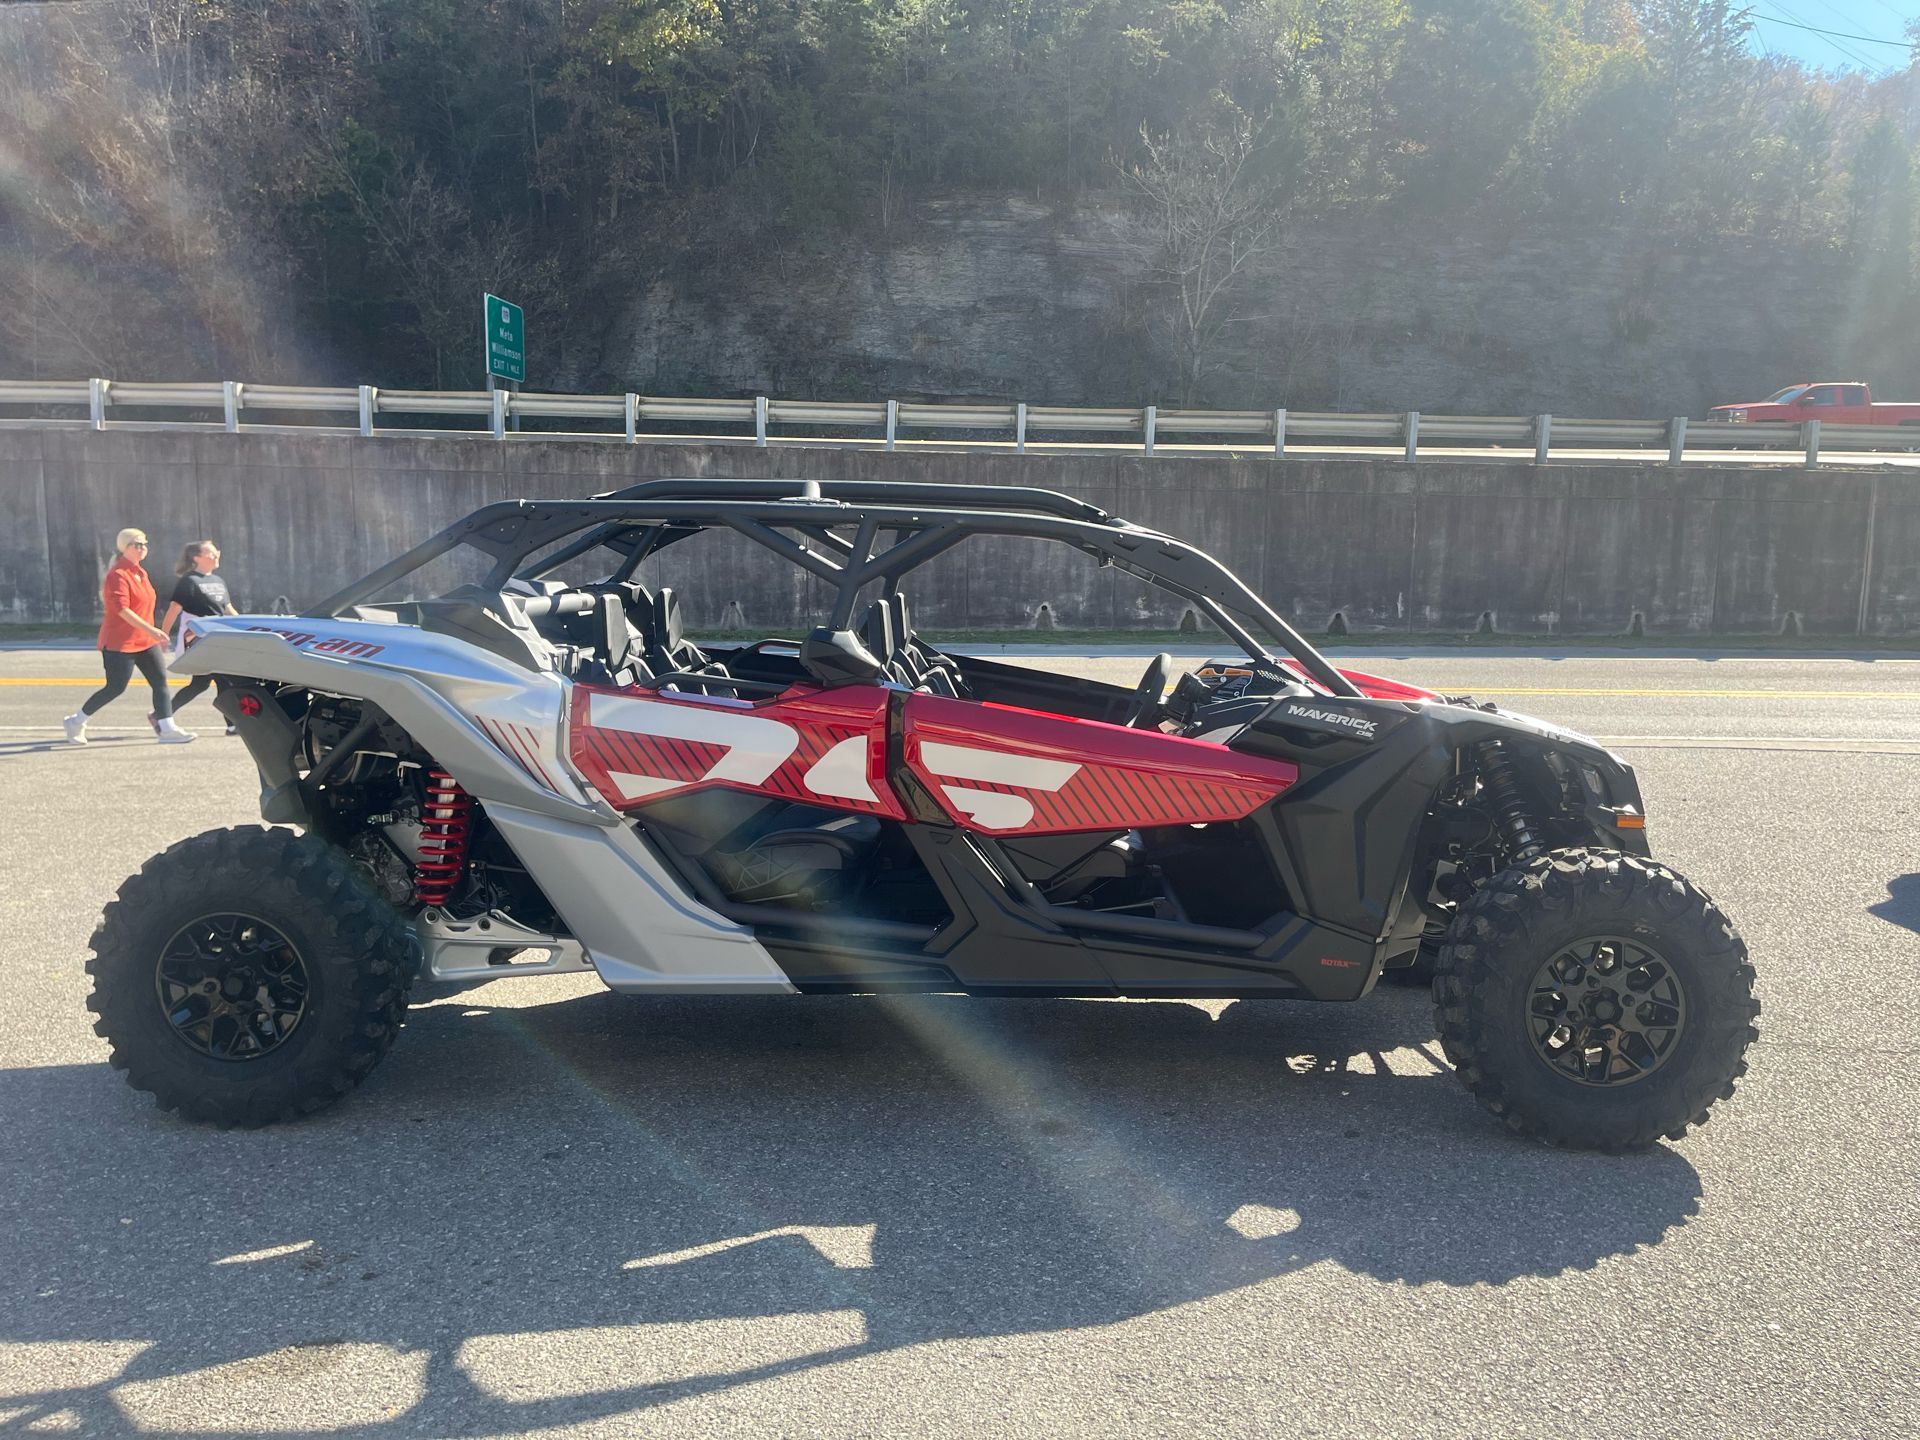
[1744,12,1915,50]
[1750,3,1895,74]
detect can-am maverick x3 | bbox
[88,479,1758,1148]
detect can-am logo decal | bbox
[1283,704,1377,738]
[245,626,386,659]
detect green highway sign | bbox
[484,293,525,383]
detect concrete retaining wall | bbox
[2,429,1915,637]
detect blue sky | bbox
[1744,1,1917,74]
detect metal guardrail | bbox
[0,379,1909,466]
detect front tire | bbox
[87,827,420,1126]
[1433,848,1758,1150]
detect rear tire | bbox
[87,827,420,1126]
[1432,848,1758,1150]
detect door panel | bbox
[902,693,1297,836]
[567,683,906,819]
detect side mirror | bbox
[799,626,885,686]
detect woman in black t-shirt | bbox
[160,540,239,728]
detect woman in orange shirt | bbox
[62,528,197,745]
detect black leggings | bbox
[81,647,172,720]
[173,674,213,711]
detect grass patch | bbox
[0,623,95,644]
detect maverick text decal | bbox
[1282,703,1378,739]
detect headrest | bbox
[600,603,631,669]
[888,590,912,643]
[654,588,684,650]
[860,600,895,660]
[800,627,884,685]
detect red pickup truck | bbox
[1709,382,1920,426]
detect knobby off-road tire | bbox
[87,826,420,1126]
[1433,847,1759,1151]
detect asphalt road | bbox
[0,648,1915,1438]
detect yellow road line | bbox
[0,677,193,686]
[1469,687,1920,699]
[1,677,1917,701]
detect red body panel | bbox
[902,693,1297,836]
[1280,660,1438,703]
[567,670,1346,837]
[567,684,906,819]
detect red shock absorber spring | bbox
[414,769,474,908]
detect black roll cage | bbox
[308,478,1361,699]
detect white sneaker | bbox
[62,712,88,745]
[156,718,197,745]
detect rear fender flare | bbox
[177,626,596,824]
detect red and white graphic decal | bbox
[918,742,1080,831]
[902,694,1297,836]
[477,716,563,792]
[567,684,906,819]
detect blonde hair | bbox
[114,527,148,551]
[176,539,215,577]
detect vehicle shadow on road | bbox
[1868,873,1920,935]
[0,738,106,758]
[0,986,1704,1435]
[0,736,182,759]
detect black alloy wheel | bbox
[1526,936,1686,1087]
[92,826,421,1125]
[1432,847,1759,1149]
[156,914,310,1061]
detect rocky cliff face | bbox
[574,194,1904,419]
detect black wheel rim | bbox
[155,914,309,1061]
[1526,936,1687,1087]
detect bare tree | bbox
[312,136,560,386]
[1119,109,1296,405]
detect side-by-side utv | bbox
[88,479,1759,1149]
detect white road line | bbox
[0,726,228,734]
[1589,744,1920,756]
[4,728,1916,753]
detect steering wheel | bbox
[1123,652,1174,729]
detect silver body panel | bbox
[483,804,793,993]
[413,907,593,982]
[175,614,794,995]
